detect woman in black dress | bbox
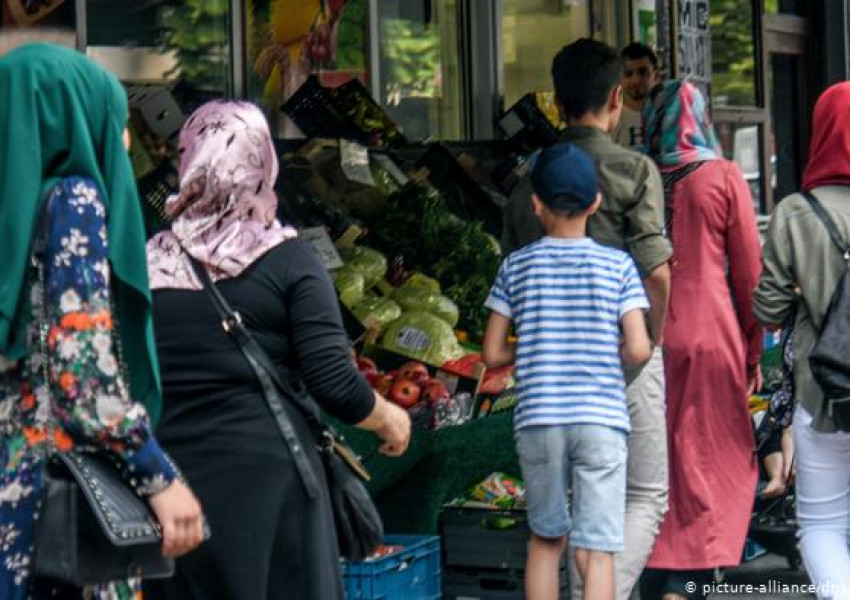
[144,100,411,600]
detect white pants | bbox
[795,405,850,599]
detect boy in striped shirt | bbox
[483,143,651,600]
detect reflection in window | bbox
[246,0,368,136]
[764,0,804,15]
[502,0,590,110]
[85,0,232,100]
[377,0,462,140]
[710,0,756,107]
[716,121,764,214]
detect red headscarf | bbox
[802,82,850,191]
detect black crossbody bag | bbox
[185,256,383,561]
[801,191,850,431]
[30,195,175,585]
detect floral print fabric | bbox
[0,178,176,600]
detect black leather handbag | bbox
[29,195,174,586]
[187,257,384,561]
[32,451,174,585]
[801,192,850,431]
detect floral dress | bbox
[0,178,177,600]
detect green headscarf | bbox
[0,44,162,423]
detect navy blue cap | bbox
[530,143,598,212]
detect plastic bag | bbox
[339,246,388,289]
[380,312,464,366]
[391,287,459,327]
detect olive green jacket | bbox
[754,186,850,432]
[501,126,672,277]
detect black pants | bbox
[145,447,342,600]
[639,568,714,600]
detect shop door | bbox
[762,14,808,209]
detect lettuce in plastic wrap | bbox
[339,246,388,288]
[332,265,365,308]
[352,296,402,331]
[391,287,459,327]
[380,312,464,365]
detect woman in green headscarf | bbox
[0,44,204,600]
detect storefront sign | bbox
[676,0,710,88]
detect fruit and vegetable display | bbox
[355,356,476,430]
[468,472,526,510]
[367,182,501,341]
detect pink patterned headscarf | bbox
[147,101,296,290]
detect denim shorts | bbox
[516,424,627,552]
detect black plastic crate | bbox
[439,505,533,572]
[443,566,569,600]
[281,75,363,141]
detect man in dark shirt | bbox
[501,39,672,600]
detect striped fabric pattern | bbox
[486,237,648,433]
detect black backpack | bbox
[802,192,850,431]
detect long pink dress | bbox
[646,159,762,570]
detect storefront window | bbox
[2,0,75,30]
[710,0,757,107]
[717,121,765,214]
[246,0,368,136]
[376,0,463,140]
[85,0,232,101]
[502,0,591,110]
[764,0,804,15]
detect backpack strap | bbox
[801,191,850,263]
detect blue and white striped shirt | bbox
[486,237,648,434]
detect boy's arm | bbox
[620,308,652,365]
[625,159,672,345]
[482,311,516,369]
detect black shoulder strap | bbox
[801,191,850,259]
[185,256,324,499]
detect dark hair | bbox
[551,39,623,121]
[621,42,658,67]
[540,194,589,218]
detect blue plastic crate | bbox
[343,535,441,600]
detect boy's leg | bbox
[516,427,571,600]
[575,548,615,600]
[569,424,628,600]
[528,534,568,600]
[570,349,668,600]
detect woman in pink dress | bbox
[638,81,763,599]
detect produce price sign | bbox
[301,226,344,270]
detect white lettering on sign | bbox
[677,0,711,89]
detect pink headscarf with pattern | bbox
[147,101,296,290]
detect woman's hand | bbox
[357,392,411,457]
[148,480,205,558]
[374,401,411,457]
[747,364,763,395]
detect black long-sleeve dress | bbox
[145,239,375,600]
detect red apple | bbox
[399,361,430,384]
[390,378,421,409]
[364,371,382,386]
[422,379,451,404]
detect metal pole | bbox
[230,0,246,98]
[75,0,87,52]
[367,0,382,102]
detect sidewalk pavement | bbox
[708,553,812,599]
